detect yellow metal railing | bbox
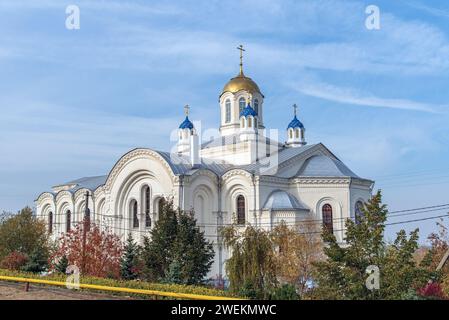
[0,275,242,300]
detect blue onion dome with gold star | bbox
[240,101,258,118]
[287,104,304,129]
[179,105,194,129]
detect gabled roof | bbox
[53,175,107,193]
[45,142,368,198]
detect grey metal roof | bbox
[155,144,321,177]
[297,155,359,178]
[263,190,308,211]
[49,143,361,197]
[58,175,108,192]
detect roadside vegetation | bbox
[1,191,448,299]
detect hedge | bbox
[0,269,239,299]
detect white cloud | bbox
[291,80,446,113]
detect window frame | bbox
[322,204,333,233]
[236,195,246,225]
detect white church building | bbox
[36,50,374,279]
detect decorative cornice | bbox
[36,192,55,204]
[55,190,73,203]
[222,168,254,181]
[292,177,351,185]
[104,148,176,191]
[187,169,219,183]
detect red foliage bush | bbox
[0,251,28,270]
[50,220,123,278]
[418,282,446,299]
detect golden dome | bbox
[221,72,263,97]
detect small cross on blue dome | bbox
[179,104,194,129]
[287,104,304,129]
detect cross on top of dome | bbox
[179,104,194,129]
[287,104,304,129]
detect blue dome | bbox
[287,115,304,129]
[240,103,258,118]
[179,116,194,129]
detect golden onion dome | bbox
[221,72,263,97]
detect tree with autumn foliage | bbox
[50,220,123,278]
[0,207,50,272]
[312,190,430,300]
[420,220,449,297]
[221,225,278,299]
[270,220,323,296]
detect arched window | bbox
[66,210,71,232]
[301,130,304,140]
[248,117,252,128]
[289,129,293,139]
[295,129,299,139]
[254,118,258,128]
[239,97,246,114]
[355,201,364,224]
[144,186,151,228]
[240,117,245,128]
[237,195,245,225]
[254,99,259,114]
[322,204,333,233]
[132,200,139,229]
[48,212,53,234]
[225,99,231,123]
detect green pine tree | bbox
[142,199,214,285]
[163,260,182,284]
[22,247,49,273]
[55,255,69,274]
[120,233,140,280]
[312,190,430,300]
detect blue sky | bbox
[0,0,448,243]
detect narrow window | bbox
[145,186,151,228]
[322,204,333,233]
[237,195,245,225]
[132,200,139,229]
[66,210,71,232]
[225,99,231,123]
[254,99,259,114]
[48,212,53,234]
[295,129,299,139]
[248,117,252,128]
[239,97,246,114]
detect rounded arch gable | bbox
[104,148,176,192]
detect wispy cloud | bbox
[291,80,446,113]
